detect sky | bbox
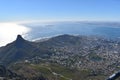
[0,0,120,46]
[0,0,120,22]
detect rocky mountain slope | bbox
[0,35,52,65]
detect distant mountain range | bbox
[1,34,120,79]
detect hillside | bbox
[0,35,52,65]
[0,34,120,79]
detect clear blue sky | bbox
[0,0,120,22]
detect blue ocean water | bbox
[23,22,120,40]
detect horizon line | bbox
[0,19,120,24]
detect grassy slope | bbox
[10,63,107,80]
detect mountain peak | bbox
[16,35,23,40]
[16,35,24,41]
[15,35,26,48]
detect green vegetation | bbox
[9,63,107,80]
